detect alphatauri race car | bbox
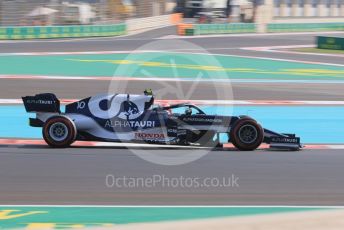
[22,91,302,151]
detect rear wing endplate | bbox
[22,93,60,113]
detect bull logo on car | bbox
[118,101,140,120]
[88,94,151,120]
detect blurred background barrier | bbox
[177,23,193,35]
[177,23,256,35]
[193,23,256,35]
[317,35,344,50]
[0,24,126,39]
[127,13,181,34]
[177,21,344,35]
[267,22,344,32]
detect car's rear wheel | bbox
[230,118,264,151]
[43,116,77,148]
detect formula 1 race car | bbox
[22,91,302,151]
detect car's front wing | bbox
[264,129,302,150]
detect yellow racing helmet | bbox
[144,89,153,96]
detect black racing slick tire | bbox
[230,118,264,151]
[43,116,77,148]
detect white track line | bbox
[1,74,344,84]
[241,44,344,58]
[0,138,342,150]
[0,205,343,207]
[241,45,315,51]
[2,98,344,106]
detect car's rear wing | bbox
[22,93,60,113]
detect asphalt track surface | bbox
[0,146,344,205]
[1,26,344,205]
[2,79,344,101]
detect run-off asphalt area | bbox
[0,147,344,205]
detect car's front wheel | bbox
[230,118,264,151]
[43,116,77,148]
